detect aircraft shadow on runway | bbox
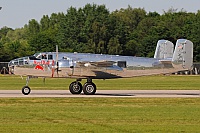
[95,93,134,97]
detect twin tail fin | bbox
[154,39,193,70]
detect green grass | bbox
[0,75,200,90]
[0,75,200,132]
[0,98,200,133]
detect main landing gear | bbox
[69,78,96,95]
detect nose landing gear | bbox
[22,76,31,95]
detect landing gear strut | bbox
[69,78,96,95]
[22,76,31,95]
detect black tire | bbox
[69,81,82,94]
[22,86,31,95]
[83,82,96,95]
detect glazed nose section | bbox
[9,57,29,66]
[8,57,29,74]
[8,59,16,74]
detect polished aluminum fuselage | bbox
[9,52,185,79]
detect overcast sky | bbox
[1,0,200,29]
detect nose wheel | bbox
[22,86,31,95]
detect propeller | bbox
[51,45,59,77]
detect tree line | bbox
[0,4,200,62]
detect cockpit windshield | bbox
[33,53,40,58]
[33,53,53,60]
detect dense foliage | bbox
[1,4,200,62]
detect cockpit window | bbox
[36,55,42,59]
[36,54,47,59]
[41,54,47,59]
[29,56,40,60]
[33,53,40,58]
[48,55,53,60]
[34,53,53,60]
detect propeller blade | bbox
[51,60,55,77]
[56,45,59,77]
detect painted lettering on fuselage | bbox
[33,60,54,65]
[33,60,55,71]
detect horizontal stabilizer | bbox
[159,60,173,68]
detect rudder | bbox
[154,40,174,59]
[172,39,193,70]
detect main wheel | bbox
[83,82,96,95]
[69,81,82,94]
[22,86,31,95]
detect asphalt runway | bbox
[0,90,199,98]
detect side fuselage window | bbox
[117,61,127,68]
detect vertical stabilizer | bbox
[154,40,174,59]
[172,39,193,70]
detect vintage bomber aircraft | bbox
[8,39,193,95]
